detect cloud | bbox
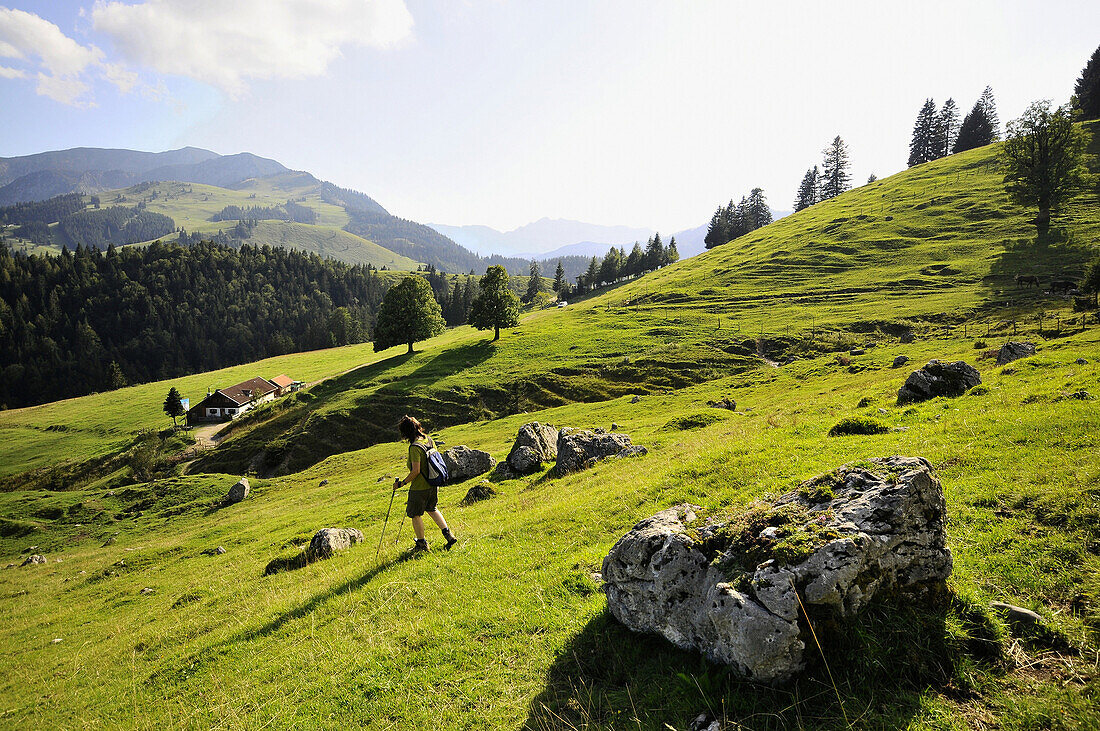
[91,0,414,96]
[0,6,137,105]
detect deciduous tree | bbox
[372,276,446,353]
[1002,100,1088,234]
[469,265,520,341]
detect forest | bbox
[0,240,394,408]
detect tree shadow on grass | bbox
[525,595,1001,730]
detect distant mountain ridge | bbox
[0,147,289,206]
[429,218,654,258]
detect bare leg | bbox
[427,510,449,533]
[411,515,426,540]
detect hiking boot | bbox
[442,529,457,550]
[412,538,429,554]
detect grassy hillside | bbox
[0,175,423,271]
[1,128,1099,728]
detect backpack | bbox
[416,439,449,487]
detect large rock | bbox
[556,428,648,475]
[506,422,559,474]
[897,360,981,404]
[996,341,1035,366]
[442,446,496,481]
[226,477,250,504]
[305,528,363,561]
[602,456,952,684]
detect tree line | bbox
[0,240,394,409]
[569,234,679,294]
[705,189,773,249]
[211,200,318,224]
[909,86,1000,167]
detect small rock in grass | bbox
[1075,358,1088,365]
[305,528,363,561]
[21,555,46,567]
[878,408,888,415]
[849,348,866,356]
[897,360,981,405]
[22,546,38,554]
[630,395,641,404]
[4,564,14,569]
[216,546,226,555]
[225,477,250,504]
[899,332,914,343]
[996,341,1035,366]
[140,587,154,595]
[319,479,329,487]
[102,536,116,547]
[460,481,497,506]
[1067,390,1094,401]
[892,355,910,369]
[610,423,621,431]
[991,601,1042,630]
[51,638,62,644]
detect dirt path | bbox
[192,423,229,448]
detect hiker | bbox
[395,415,457,553]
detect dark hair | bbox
[398,415,426,442]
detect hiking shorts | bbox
[406,487,438,518]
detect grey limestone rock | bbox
[226,477,250,504]
[707,397,736,410]
[897,360,981,404]
[602,456,952,684]
[1076,358,1088,365]
[630,395,642,404]
[305,528,363,561]
[443,445,497,481]
[556,428,647,475]
[991,601,1042,630]
[892,355,910,369]
[21,554,47,567]
[506,422,559,474]
[996,341,1035,366]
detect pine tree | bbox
[746,188,772,230]
[908,98,939,166]
[107,361,127,390]
[667,237,679,263]
[625,242,645,274]
[794,167,820,212]
[552,260,565,292]
[1072,44,1100,120]
[703,208,728,249]
[821,136,851,200]
[935,98,959,158]
[372,276,446,353]
[524,260,543,302]
[866,173,878,184]
[469,265,521,341]
[954,86,1000,153]
[598,247,623,285]
[163,387,185,429]
[645,233,665,271]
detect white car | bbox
[557,301,567,308]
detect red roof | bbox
[219,377,277,405]
[269,374,295,388]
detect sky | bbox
[0,1,1097,233]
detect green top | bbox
[407,436,435,492]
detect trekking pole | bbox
[376,483,398,561]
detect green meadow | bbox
[0,126,1098,728]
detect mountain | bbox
[0,146,218,186]
[428,218,654,258]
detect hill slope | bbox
[0,127,1098,728]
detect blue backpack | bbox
[417,439,449,487]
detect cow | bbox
[1015,274,1039,288]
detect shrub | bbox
[973,340,988,349]
[968,385,991,396]
[857,396,877,408]
[662,412,726,431]
[836,355,851,366]
[828,416,890,436]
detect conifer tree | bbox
[980,86,1000,140]
[667,237,679,263]
[163,387,185,429]
[746,188,772,230]
[866,173,878,184]
[469,265,520,341]
[552,260,565,292]
[645,233,665,271]
[626,242,645,274]
[955,87,1000,152]
[908,98,939,166]
[524,260,543,302]
[936,98,959,158]
[1072,44,1100,120]
[373,276,446,353]
[794,167,820,212]
[598,247,623,285]
[821,136,851,200]
[703,208,728,249]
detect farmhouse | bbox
[268,374,303,396]
[187,376,281,423]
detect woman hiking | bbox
[395,415,457,553]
